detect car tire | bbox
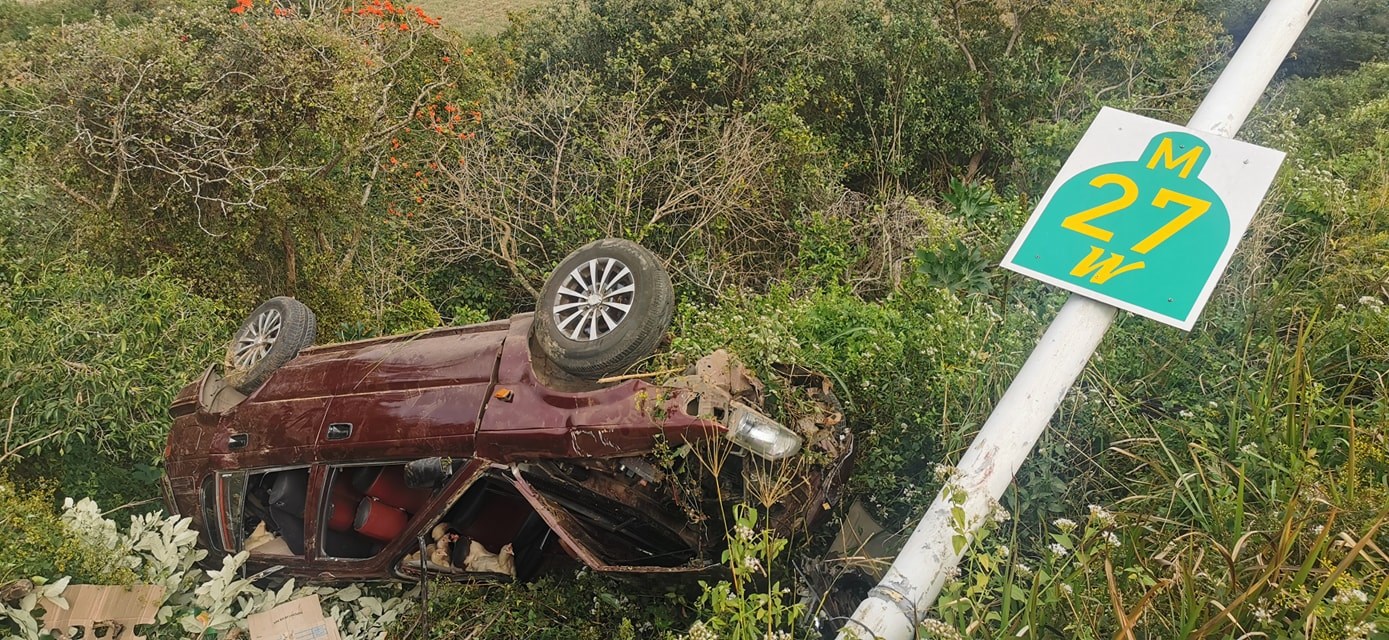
[532,239,674,379]
[224,296,317,394]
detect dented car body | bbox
[162,314,854,582]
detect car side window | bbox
[200,471,258,555]
[199,475,225,552]
[223,466,313,558]
[317,462,449,561]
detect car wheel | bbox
[224,296,316,394]
[532,239,674,379]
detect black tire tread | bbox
[532,239,674,379]
[224,296,316,394]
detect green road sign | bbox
[1002,108,1284,330]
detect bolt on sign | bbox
[1002,107,1285,330]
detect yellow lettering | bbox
[1061,174,1139,242]
[1131,189,1212,254]
[1070,246,1145,284]
[1145,138,1204,179]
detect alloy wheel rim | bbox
[553,257,635,341]
[232,308,282,368]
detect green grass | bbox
[415,0,551,34]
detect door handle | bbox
[326,423,353,441]
[228,434,248,450]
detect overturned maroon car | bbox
[161,239,855,582]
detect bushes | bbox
[1203,0,1389,78]
[506,0,1226,193]
[413,71,844,298]
[8,0,489,328]
[666,276,1042,520]
[0,493,414,640]
[0,0,172,43]
[0,260,230,506]
[0,479,105,585]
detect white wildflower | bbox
[996,545,1011,558]
[918,618,965,640]
[1059,583,1073,595]
[1014,562,1033,578]
[1087,504,1117,528]
[1332,588,1368,604]
[735,524,755,542]
[1048,543,1069,557]
[686,621,718,640]
[932,464,955,483]
[1052,517,1078,533]
[1179,409,1195,419]
[1345,621,1377,640]
[1252,606,1274,624]
[741,556,763,575]
[1347,622,1377,640]
[1102,531,1121,548]
[1358,295,1382,308]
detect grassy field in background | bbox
[417,0,550,34]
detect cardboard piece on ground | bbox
[40,584,166,640]
[827,500,908,580]
[247,595,344,640]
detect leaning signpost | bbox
[838,1,1318,638]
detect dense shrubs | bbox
[413,71,845,297]
[8,0,487,326]
[506,0,1227,193]
[0,261,230,506]
[1206,0,1389,78]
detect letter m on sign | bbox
[1146,138,1204,179]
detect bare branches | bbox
[413,73,823,296]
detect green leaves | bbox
[915,240,992,294]
[0,261,229,506]
[693,504,802,640]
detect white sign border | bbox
[1001,107,1285,331]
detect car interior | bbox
[218,462,554,581]
[395,471,552,581]
[220,458,701,580]
[236,463,443,560]
[520,466,697,568]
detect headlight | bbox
[726,403,803,460]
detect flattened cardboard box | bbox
[40,584,165,640]
[248,595,344,640]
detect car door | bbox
[309,458,490,581]
[310,328,505,464]
[200,465,318,576]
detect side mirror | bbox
[403,457,452,489]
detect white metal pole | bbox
[837,1,1320,638]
